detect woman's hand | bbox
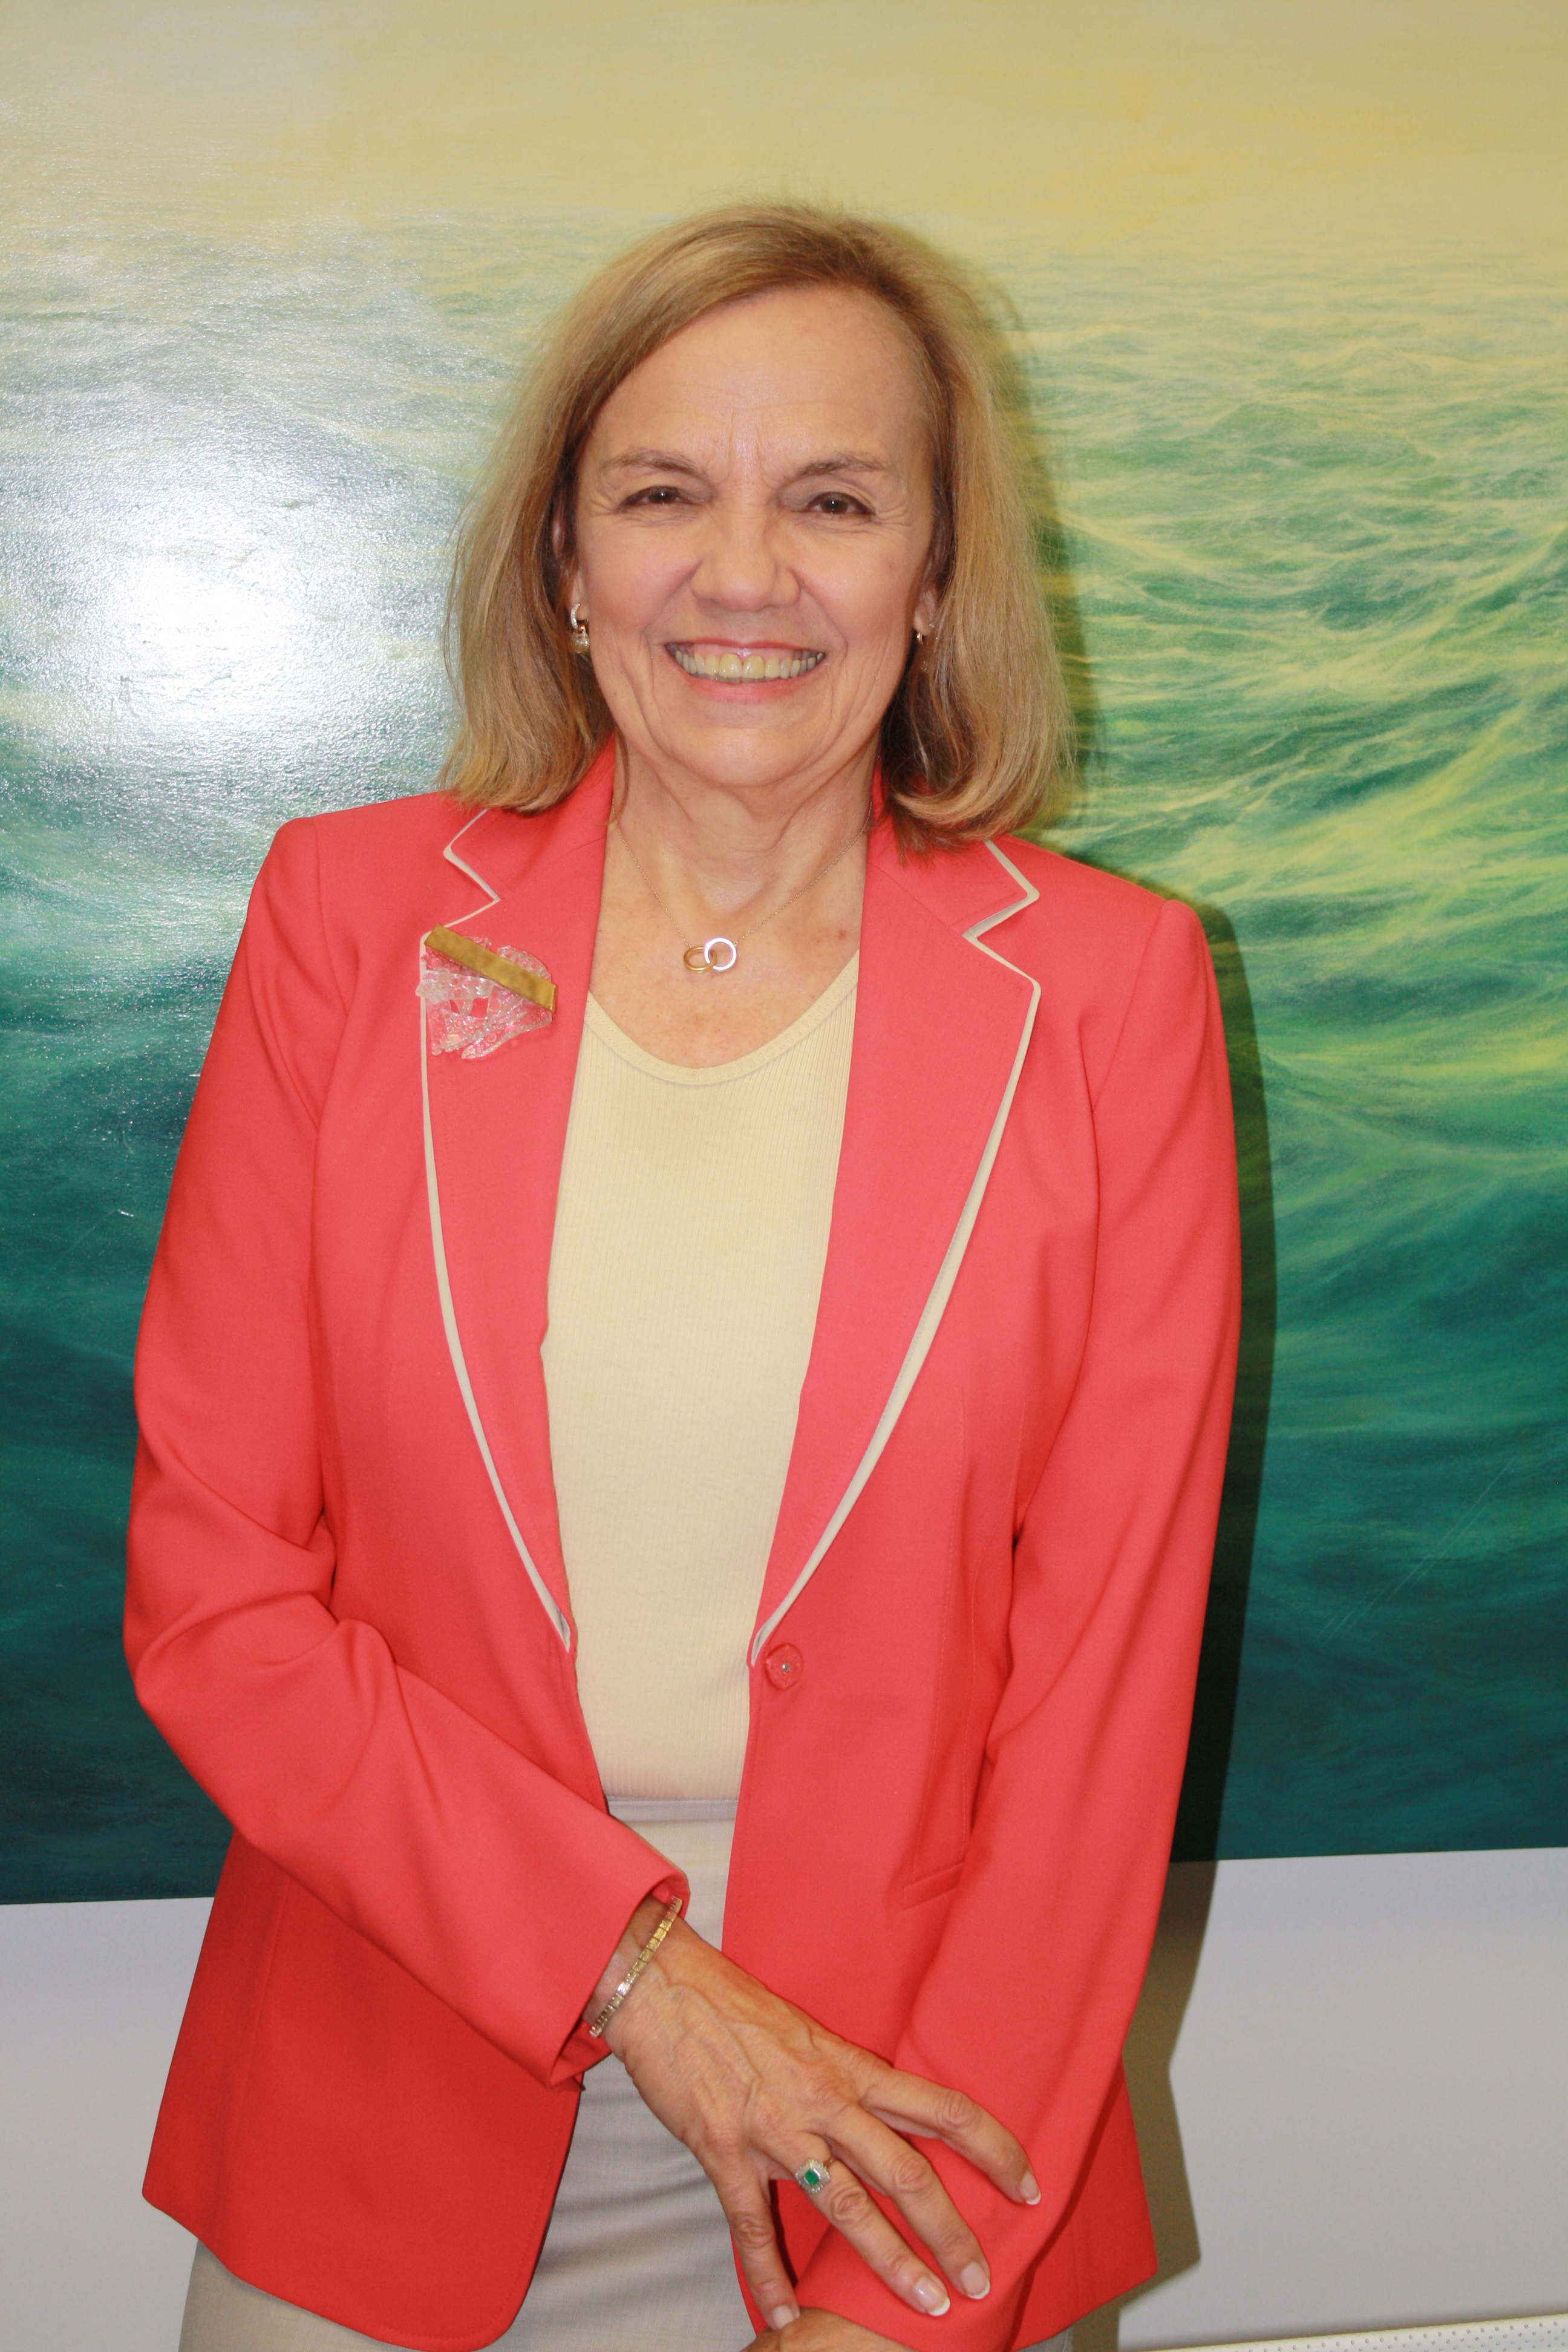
[744,2313,911,2351]
[593,1902,1039,2333]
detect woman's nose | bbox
[690,506,788,612]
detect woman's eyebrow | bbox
[598,448,711,480]
[783,452,893,480]
[598,448,895,482]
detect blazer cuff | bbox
[546,1852,690,2085]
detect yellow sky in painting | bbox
[1,0,1563,259]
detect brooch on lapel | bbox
[419,927,556,1059]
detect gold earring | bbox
[569,604,590,653]
[914,626,927,645]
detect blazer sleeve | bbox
[124,820,684,2090]
[794,896,1241,2347]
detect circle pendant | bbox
[687,935,738,973]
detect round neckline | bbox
[584,953,859,1086]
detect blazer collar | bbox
[419,750,1040,1660]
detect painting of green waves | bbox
[1029,250,1567,1860]
[2,206,1563,1895]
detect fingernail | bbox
[960,2262,991,2300]
[768,2307,797,2331]
[914,2276,952,2314]
[1020,2171,1041,2204]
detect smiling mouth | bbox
[667,644,826,682]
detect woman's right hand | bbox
[594,1902,1040,2333]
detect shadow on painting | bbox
[1174,904,1278,1861]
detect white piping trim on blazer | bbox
[437,808,497,903]
[748,840,1043,1667]
[420,817,573,1649]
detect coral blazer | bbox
[126,743,1240,2352]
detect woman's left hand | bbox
[595,1903,1034,2328]
[745,2314,910,2352]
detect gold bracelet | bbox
[586,1896,683,2039]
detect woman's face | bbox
[568,286,938,807]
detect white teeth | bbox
[670,645,825,681]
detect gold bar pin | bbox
[424,927,557,1013]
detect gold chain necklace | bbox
[613,808,869,975]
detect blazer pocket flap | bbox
[902,1860,964,1909]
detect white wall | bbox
[2,1849,1564,2352]
[1,1895,208,2352]
[1106,1849,1568,2350]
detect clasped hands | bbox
[593,1898,1039,2351]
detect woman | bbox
[126,206,1240,2352]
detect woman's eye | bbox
[807,492,869,517]
[624,485,688,508]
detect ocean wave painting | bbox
[1021,250,1568,1860]
[2,6,1564,1897]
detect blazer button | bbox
[764,1642,803,1691]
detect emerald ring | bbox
[794,2158,834,2196]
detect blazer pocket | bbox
[902,1860,964,1909]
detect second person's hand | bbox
[743,2311,912,2351]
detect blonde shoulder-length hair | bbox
[442,203,1068,851]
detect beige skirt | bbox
[177,1804,1071,2352]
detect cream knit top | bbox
[541,958,858,1802]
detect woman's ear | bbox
[913,581,938,640]
[550,505,579,603]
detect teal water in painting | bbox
[2,216,1564,1896]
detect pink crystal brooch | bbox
[419,927,555,1059]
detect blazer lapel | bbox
[420,752,1040,1664]
[750,830,1042,1662]
[419,746,616,1649]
